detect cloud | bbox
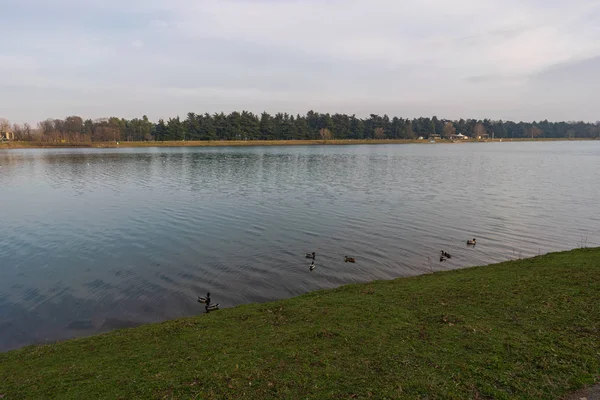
[1,0,600,123]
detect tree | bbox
[432,116,442,135]
[155,119,168,141]
[259,112,273,140]
[240,111,260,140]
[294,114,311,139]
[405,119,415,139]
[8,112,600,144]
[473,122,486,139]
[64,116,83,134]
[185,112,200,140]
[443,122,456,139]
[350,116,364,139]
[332,113,350,139]
[198,113,216,140]
[529,126,542,139]
[141,115,153,141]
[319,128,333,140]
[167,117,184,141]
[0,118,11,139]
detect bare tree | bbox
[38,119,54,135]
[12,123,24,140]
[529,126,542,139]
[0,118,12,140]
[22,123,35,141]
[374,127,385,139]
[0,118,10,132]
[319,128,333,140]
[473,122,486,139]
[443,122,456,139]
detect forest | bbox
[1,112,599,142]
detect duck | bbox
[198,292,219,313]
[197,292,210,304]
[467,238,477,246]
[441,250,452,259]
[439,255,446,262]
[309,261,316,271]
[344,256,356,263]
[306,252,316,259]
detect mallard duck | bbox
[306,252,316,259]
[206,303,219,312]
[467,238,477,246]
[441,250,452,259]
[344,256,356,263]
[439,255,446,262]
[309,261,316,271]
[197,292,210,304]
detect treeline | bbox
[2,112,599,142]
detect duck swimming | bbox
[306,252,316,259]
[441,250,452,259]
[198,292,219,313]
[467,238,477,246]
[344,256,356,263]
[309,261,316,271]
[197,292,210,304]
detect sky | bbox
[1,0,600,124]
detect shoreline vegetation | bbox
[2,112,599,146]
[1,137,597,149]
[1,248,598,399]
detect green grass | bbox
[1,249,599,399]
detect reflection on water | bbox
[1,142,599,351]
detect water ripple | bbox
[1,142,599,351]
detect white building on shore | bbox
[1,129,14,140]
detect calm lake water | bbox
[1,142,599,351]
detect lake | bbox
[1,142,599,351]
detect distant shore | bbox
[0,137,596,149]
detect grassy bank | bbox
[0,137,596,149]
[0,139,421,149]
[1,249,599,399]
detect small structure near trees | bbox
[449,133,469,140]
[1,130,14,140]
[0,118,13,140]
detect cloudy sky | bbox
[2,0,600,124]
